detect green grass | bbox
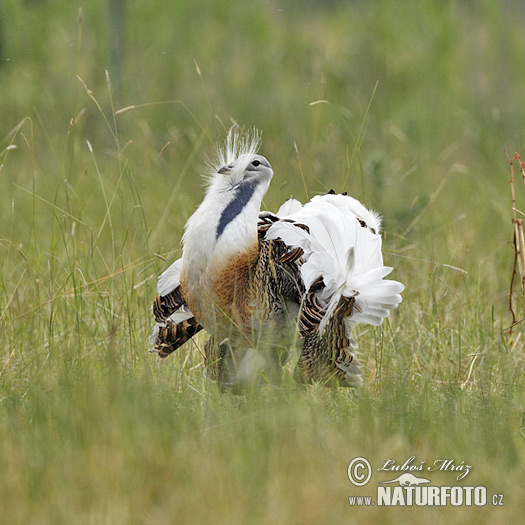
[0,1,524,523]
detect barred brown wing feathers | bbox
[151,285,203,357]
[153,286,186,323]
[262,238,305,304]
[257,214,279,239]
[298,292,325,335]
[279,246,304,265]
[154,314,202,358]
[296,294,361,386]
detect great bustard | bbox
[151,129,404,390]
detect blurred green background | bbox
[0,1,523,523]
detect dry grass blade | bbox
[505,151,525,333]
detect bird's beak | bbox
[218,164,232,174]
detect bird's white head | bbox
[205,127,272,196]
[182,129,273,270]
[209,153,273,240]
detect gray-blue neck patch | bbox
[216,181,257,240]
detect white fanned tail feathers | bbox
[265,194,404,333]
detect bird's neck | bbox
[180,183,266,310]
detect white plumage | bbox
[265,195,403,329]
[151,128,404,390]
[156,258,182,297]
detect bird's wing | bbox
[151,308,202,358]
[151,258,202,357]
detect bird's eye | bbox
[252,160,261,167]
